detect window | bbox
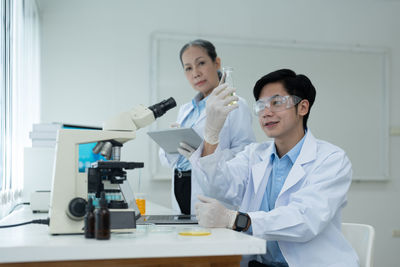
[0,0,40,219]
[1,0,10,198]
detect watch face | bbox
[236,214,248,228]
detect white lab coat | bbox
[159,94,256,214]
[190,131,359,267]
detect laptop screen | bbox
[119,179,198,224]
[119,180,141,220]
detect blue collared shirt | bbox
[259,134,306,266]
[176,94,208,171]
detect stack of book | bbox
[29,123,64,148]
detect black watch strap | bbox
[234,212,250,232]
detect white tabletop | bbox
[0,202,266,263]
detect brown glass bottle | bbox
[95,191,110,240]
[84,198,95,238]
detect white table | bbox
[0,202,266,266]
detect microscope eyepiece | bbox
[148,97,177,119]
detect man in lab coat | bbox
[189,69,359,267]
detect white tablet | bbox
[147,128,202,154]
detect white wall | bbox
[37,0,400,265]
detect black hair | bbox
[179,39,218,65]
[253,69,316,129]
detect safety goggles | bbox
[253,95,302,116]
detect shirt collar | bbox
[192,92,208,108]
[270,131,307,163]
[286,133,306,163]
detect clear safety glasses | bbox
[253,95,302,116]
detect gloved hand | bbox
[177,142,195,160]
[204,84,239,145]
[195,195,237,228]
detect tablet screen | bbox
[147,128,202,154]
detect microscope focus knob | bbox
[67,197,87,220]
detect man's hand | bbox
[195,195,237,228]
[204,84,239,145]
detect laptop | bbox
[119,182,198,225]
[137,214,197,225]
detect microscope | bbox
[48,98,176,234]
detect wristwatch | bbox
[233,212,251,232]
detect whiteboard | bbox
[149,33,389,181]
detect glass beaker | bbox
[222,66,237,105]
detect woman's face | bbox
[181,46,221,97]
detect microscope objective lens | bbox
[100,142,113,159]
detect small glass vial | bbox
[222,66,237,105]
[95,191,110,240]
[84,198,95,238]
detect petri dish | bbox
[149,225,175,234]
[133,223,155,237]
[112,223,156,239]
[178,227,211,236]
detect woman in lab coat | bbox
[159,39,255,215]
[190,69,359,267]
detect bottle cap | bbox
[86,197,94,212]
[99,191,108,208]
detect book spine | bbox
[32,123,63,132]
